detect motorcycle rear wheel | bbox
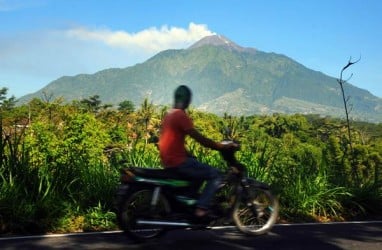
[118,188,171,241]
[232,187,279,235]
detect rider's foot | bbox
[193,208,218,223]
[195,208,208,217]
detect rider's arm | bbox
[186,128,224,150]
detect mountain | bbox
[19,35,382,122]
[189,34,256,53]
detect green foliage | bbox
[84,202,117,231]
[118,100,135,114]
[279,167,351,221]
[1,92,381,234]
[54,205,84,233]
[344,181,382,219]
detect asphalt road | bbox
[1,221,381,250]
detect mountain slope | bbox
[19,35,382,122]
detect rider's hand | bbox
[218,141,240,151]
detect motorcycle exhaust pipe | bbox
[136,219,192,227]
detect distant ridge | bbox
[18,34,382,123]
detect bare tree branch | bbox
[337,56,361,185]
[338,56,361,85]
[342,56,361,72]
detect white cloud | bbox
[0,23,215,97]
[66,22,215,53]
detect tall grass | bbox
[0,114,119,233]
[280,172,351,221]
[120,143,161,168]
[342,180,382,219]
[1,107,381,234]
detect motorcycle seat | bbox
[129,167,191,180]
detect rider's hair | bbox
[174,85,192,108]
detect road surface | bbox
[1,221,381,249]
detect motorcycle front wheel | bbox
[118,188,171,241]
[232,187,279,235]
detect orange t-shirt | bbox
[159,109,193,168]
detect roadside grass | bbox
[0,111,380,234]
[2,143,379,234]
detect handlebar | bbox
[220,140,240,165]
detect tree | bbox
[337,56,361,185]
[118,100,135,114]
[80,95,112,113]
[0,87,18,168]
[136,98,158,145]
[0,87,17,110]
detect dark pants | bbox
[171,157,222,209]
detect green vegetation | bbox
[1,87,381,234]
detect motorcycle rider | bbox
[158,85,237,219]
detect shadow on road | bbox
[1,222,381,249]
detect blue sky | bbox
[1,0,381,98]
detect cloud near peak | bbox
[0,22,216,98]
[66,22,215,53]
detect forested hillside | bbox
[18,35,382,123]
[1,88,381,234]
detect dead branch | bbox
[337,56,361,184]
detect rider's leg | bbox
[174,157,222,216]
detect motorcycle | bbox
[115,140,279,241]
